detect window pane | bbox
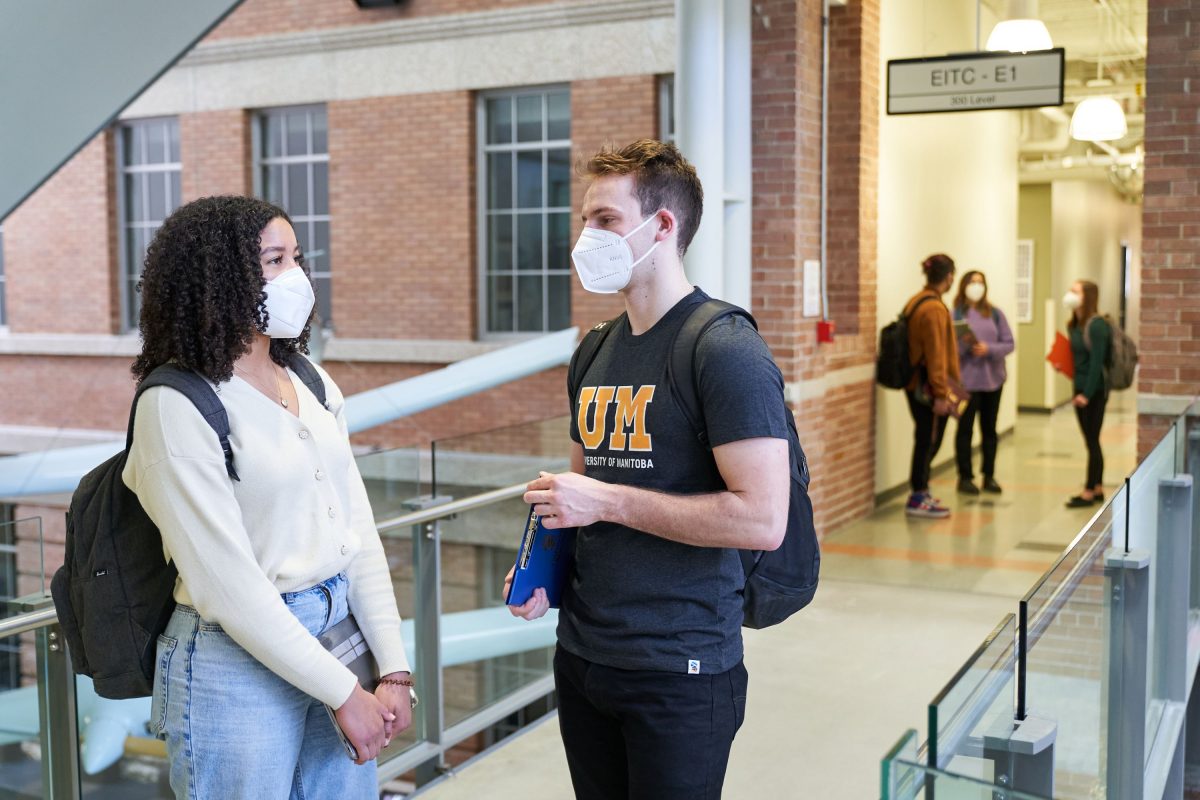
[516,151,543,208]
[264,165,284,206]
[287,163,308,214]
[293,221,313,257]
[489,275,513,332]
[548,213,570,272]
[126,228,145,278]
[314,275,332,326]
[312,162,329,215]
[312,221,330,270]
[264,114,284,158]
[547,148,570,208]
[516,95,542,142]
[516,214,542,271]
[312,111,328,154]
[286,111,309,156]
[148,172,167,221]
[488,152,512,210]
[123,124,145,166]
[487,97,512,145]
[548,274,570,330]
[0,283,6,326]
[125,174,145,223]
[489,215,513,273]
[168,120,181,162]
[170,173,181,211]
[517,274,543,331]
[147,122,167,164]
[547,91,569,140]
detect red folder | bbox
[1046,332,1074,379]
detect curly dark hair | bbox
[131,195,314,384]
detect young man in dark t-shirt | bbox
[504,139,792,800]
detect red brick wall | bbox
[569,75,658,332]
[751,0,878,532]
[1137,0,1200,460]
[180,110,251,200]
[0,357,136,431]
[328,92,474,340]
[207,0,564,41]
[3,134,117,335]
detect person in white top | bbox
[122,195,411,798]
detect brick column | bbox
[180,110,250,201]
[752,0,880,532]
[1137,0,1200,458]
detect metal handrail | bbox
[0,479,532,639]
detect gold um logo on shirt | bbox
[577,385,655,451]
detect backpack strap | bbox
[286,353,330,411]
[904,293,936,320]
[132,365,239,482]
[567,314,626,407]
[667,299,755,449]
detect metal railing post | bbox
[1187,431,1200,612]
[1104,547,1151,800]
[1157,475,1193,799]
[413,515,445,786]
[982,716,1057,797]
[35,623,81,800]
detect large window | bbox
[659,75,675,143]
[0,225,6,328]
[479,88,571,335]
[117,118,182,332]
[256,106,331,326]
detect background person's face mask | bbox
[1062,291,1082,311]
[261,267,315,338]
[965,283,986,303]
[570,213,661,294]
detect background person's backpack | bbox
[50,355,328,699]
[568,300,820,629]
[1083,314,1139,390]
[876,295,936,389]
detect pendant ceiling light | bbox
[1070,96,1128,141]
[986,0,1053,52]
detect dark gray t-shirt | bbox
[560,288,791,674]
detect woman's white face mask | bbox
[965,283,986,303]
[570,214,661,294]
[1062,291,1083,311]
[260,267,315,338]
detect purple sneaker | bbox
[906,492,951,519]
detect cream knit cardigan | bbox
[123,360,410,708]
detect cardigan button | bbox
[299,430,310,440]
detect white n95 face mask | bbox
[261,267,315,338]
[965,284,986,303]
[1062,291,1082,311]
[570,214,661,294]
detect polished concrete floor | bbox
[418,397,1138,800]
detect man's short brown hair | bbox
[584,139,704,256]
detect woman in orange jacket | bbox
[903,253,961,519]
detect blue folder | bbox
[506,505,576,608]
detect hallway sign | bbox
[887,49,1064,115]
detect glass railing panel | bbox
[436,500,555,765]
[880,729,922,800]
[1122,428,1178,757]
[886,759,1051,800]
[376,518,425,772]
[356,444,426,521]
[928,615,1016,773]
[1019,488,1116,799]
[432,415,573,499]
[0,517,47,799]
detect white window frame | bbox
[115,117,182,333]
[252,105,332,326]
[476,85,572,339]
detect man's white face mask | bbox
[570,214,661,294]
[261,267,315,338]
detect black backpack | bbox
[876,294,935,389]
[567,299,820,629]
[50,355,328,699]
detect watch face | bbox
[409,688,419,709]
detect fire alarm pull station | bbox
[817,320,835,343]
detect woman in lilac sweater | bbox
[952,271,1015,495]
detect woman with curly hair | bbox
[122,195,412,798]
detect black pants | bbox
[955,387,1003,480]
[1075,390,1108,489]
[553,645,748,800]
[907,390,947,493]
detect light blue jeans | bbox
[151,572,378,799]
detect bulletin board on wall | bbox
[1016,239,1034,323]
